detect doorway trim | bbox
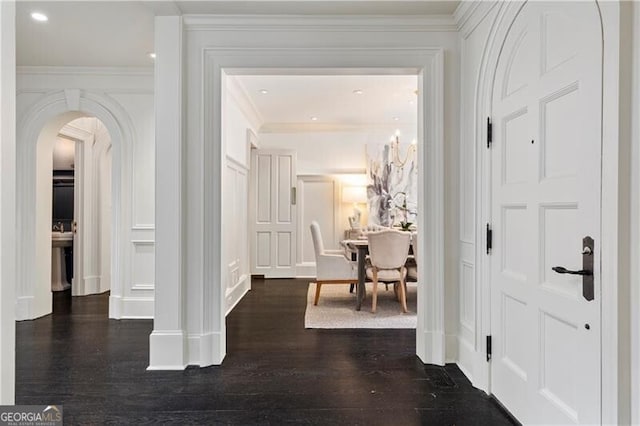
[474,1,623,422]
[149,43,446,369]
[16,89,133,320]
[202,48,444,366]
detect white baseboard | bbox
[109,294,122,319]
[296,263,316,278]
[120,297,154,319]
[417,330,446,365]
[445,333,458,363]
[148,330,187,370]
[225,275,250,315]
[457,336,476,384]
[99,274,111,293]
[15,296,34,321]
[187,331,226,367]
[15,295,51,321]
[79,275,101,296]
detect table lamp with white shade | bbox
[342,185,367,230]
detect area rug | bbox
[304,282,417,329]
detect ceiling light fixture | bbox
[353,89,363,95]
[393,117,400,121]
[310,116,318,121]
[259,89,268,94]
[148,53,156,59]
[390,130,417,169]
[31,12,48,22]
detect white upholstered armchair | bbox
[310,221,358,305]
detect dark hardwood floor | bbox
[16,278,516,425]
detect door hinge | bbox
[487,117,492,148]
[486,335,492,362]
[486,223,493,254]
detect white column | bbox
[0,0,16,404]
[148,16,187,369]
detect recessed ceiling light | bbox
[148,53,156,59]
[259,89,268,94]
[310,116,318,121]
[31,12,48,22]
[353,89,363,95]
[408,100,414,105]
[393,117,400,121]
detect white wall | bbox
[454,1,499,388]
[16,68,155,319]
[259,127,417,276]
[0,0,16,405]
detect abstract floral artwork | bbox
[365,142,418,227]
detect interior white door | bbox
[250,149,297,278]
[490,1,602,424]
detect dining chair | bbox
[310,221,358,305]
[408,232,418,281]
[366,229,412,313]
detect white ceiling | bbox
[15,1,441,126]
[16,0,459,67]
[17,1,156,67]
[234,74,418,128]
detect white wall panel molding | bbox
[132,225,156,231]
[630,4,640,423]
[0,0,16,405]
[149,15,187,370]
[454,1,498,40]
[183,15,457,32]
[455,0,500,394]
[17,66,153,77]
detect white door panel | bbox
[250,150,297,278]
[490,2,602,424]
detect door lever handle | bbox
[552,266,593,276]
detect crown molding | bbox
[183,14,458,32]
[260,122,415,133]
[58,123,94,142]
[17,66,154,77]
[225,75,264,131]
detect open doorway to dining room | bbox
[220,69,423,346]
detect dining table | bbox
[341,234,416,311]
[341,239,370,311]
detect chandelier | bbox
[389,130,417,168]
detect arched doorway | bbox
[16,90,134,320]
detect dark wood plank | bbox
[16,278,518,425]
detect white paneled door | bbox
[490,1,602,424]
[250,150,297,278]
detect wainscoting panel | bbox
[225,156,250,312]
[131,240,155,292]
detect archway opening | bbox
[31,114,113,317]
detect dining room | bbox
[221,72,422,332]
